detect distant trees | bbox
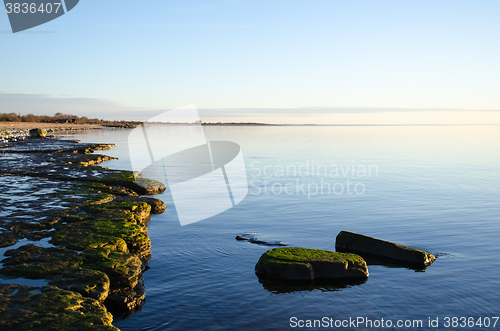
[0,112,126,125]
[0,113,21,122]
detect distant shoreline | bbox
[0,122,279,130]
[0,122,108,130]
[2,122,496,131]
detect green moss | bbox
[1,244,142,305]
[255,247,369,281]
[50,201,151,256]
[0,140,161,320]
[0,245,82,278]
[75,154,117,166]
[77,182,139,198]
[259,247,366,265]
[51,228,130,253]
[85,201,150,217]
[0,285,118,330]
[49,268,111,302]
[52,216,149,256]
[82,248,142,289]
[90,170,166,195]
[0,234,17,248]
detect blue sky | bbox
[1,0,500,123]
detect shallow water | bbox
[57,126,500,330]
[0,237,55,258]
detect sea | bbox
[54,125,500,331]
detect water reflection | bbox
[259,277,367,294]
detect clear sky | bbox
[1,0,500,124]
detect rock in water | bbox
[235,233,287,246]
[335,231,436,267]
[29,128,47,138]
[255,247,368,281]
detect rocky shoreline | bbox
[0,135,165,330]
[0,123,136,144]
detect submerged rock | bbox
[235,233,286,246]
[335,231,436,267]
[255,247,368,281]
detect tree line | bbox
[0,112,134,125]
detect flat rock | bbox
[0,284,118,331]
[255,247,368,281]
[113,196,166,214]
[335,231,436,267]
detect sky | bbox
[1,0,500,124]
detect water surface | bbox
[58,125,500,330]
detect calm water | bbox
[57,126,500,330]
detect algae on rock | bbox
[255,247,369,281]
[0,284,118,331]
[0,137,168,327]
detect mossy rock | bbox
[113,196,166,214]
[1,244,144,310]
[51,201,151,257]
[83,182,138,197]
[82,248,143,290]
[49,268,111,302]
[84,201,151,225]
[0,246,111,302]
[92,170,166,195]
[0,245,82,279]
[0,138,159,320]
[335,231,436,267]
[0,233,17,248]
[0,284,118,330]
[51,220,149,257]
[75,154,117,166]
[51,226,130,253]
[29,128,47,138]
[255,247,369,281]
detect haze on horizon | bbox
[1,1,500,124]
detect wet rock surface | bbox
[0,137,167,330]
[335,231,436,268]
[0,284,118,330]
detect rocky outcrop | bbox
[335,231,436,267]
[255,247,368,281]
[50,202,152,258]
[0,284,118,331]
[29,128,47,138]
[0,137,169,329]
[113,196,166,214]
